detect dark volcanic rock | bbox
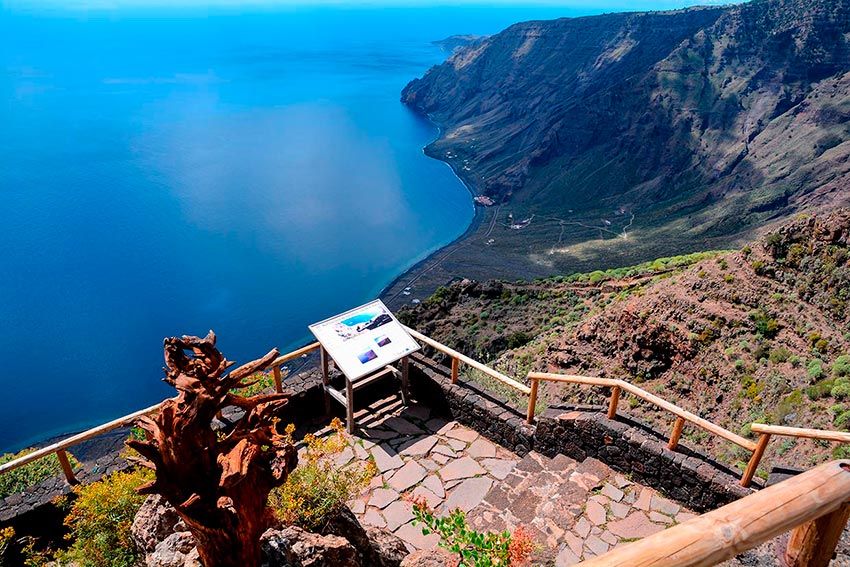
[261,526,359,567]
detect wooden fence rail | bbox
[0,342,322,485]
[578,459,850,567]
[526,373,756,451]
[404,326,531,395]
[741,423,850,488]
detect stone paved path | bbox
[324,396,696,564]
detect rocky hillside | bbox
[402,0,850,273]
[399,210,850,478]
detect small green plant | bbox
[233,370,279,398]
[506,331,531,350]
[268,419,376,530]
[57,467,154,567]
[833,355,850,377]
[769,347,791,364]
[806,377,835,400]
[0,449,81,499]
[0,527,14,563]
[410,497,534,566]
[750,310,779,339]
[832,377,850,400]
[807,359,825,381]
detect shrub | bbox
[506,331,532,350]
[769,348,791,364]
[750,310,779,339]
[0,527,13,562]
[57,467,153,567]
[269,419,376,531]
[832,377,850,400]
[833,355,850,377]
[807,359,825,381]
[411,497,534,566]
[233,371,278,398]
[0,450,81,499]
[806,378,835,401]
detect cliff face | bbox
[403,0,850,240]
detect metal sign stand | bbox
[319,347,410,433]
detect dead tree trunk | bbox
[127,331,297,567]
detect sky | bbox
[2,0,739,11]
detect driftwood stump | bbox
[127,331,297,567]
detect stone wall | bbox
[533,408,754,512]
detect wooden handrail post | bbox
[785,498,850,567]
[450,356,459,384]
[668,416,686,451]
[527,377,539,424]
[272,366,283,393]
[741,432,771,487]
[56,450,78,485]
[607,386,621,420]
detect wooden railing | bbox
[0,342,321,486]
[526,373,759,484]
[579,459,850,567]
[741,423,850,488]
[526,373,850,489]
[404,326,532,396]
[0,330,533,489]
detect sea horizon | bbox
[1,0,728,452]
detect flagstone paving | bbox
[321,396,696,564]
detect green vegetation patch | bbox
[559,251,730,284]
[57,468,153,567]
[0,449,81,499]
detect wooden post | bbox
[320,347,331,415]
[400,357,410,406]
[527,378,539,424]
[345,378,355,434]
[450,357,459,384]
[56,449,78,485]
[785,500,850,567]
[272,366,283,393]
[668,416,686,451]
[741,432,771,487]
[607,386,621,420]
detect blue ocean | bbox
[0,1,717,451]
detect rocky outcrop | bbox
[399,548,456,567]
[132,498,408,567]
[132,495,186,554]
[261,527,359,567]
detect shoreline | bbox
[379,117,488,309]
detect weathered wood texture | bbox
[126,331,297,567]
[578,460,850,567]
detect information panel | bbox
[308,299,420,381]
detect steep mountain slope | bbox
[400,210,850,476]
[402,0,850,274]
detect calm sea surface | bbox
[0,2,717,451]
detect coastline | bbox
[380,117,488,310]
